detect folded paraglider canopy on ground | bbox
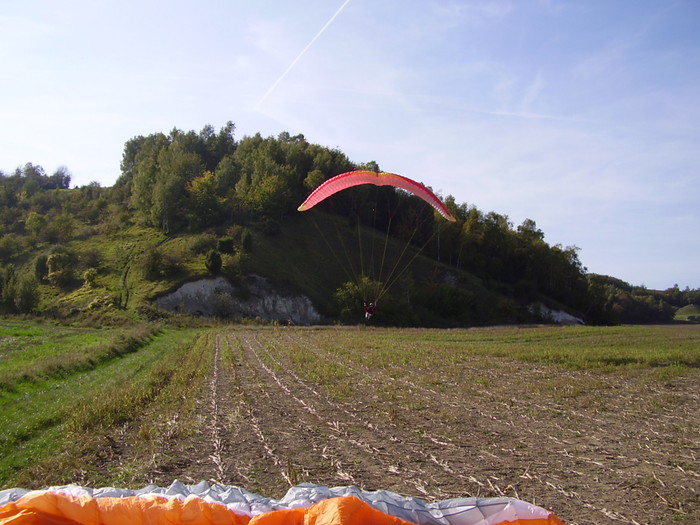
[0,482,564,525]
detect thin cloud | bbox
[520,71,545,113]
[255,0,352,109]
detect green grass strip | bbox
[0,327,201,488]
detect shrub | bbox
[240,228,253,251]
[0,235,21,263]
[47,252,74,287]
[142,247,182,280]
[216,236,234,254]
[34,254,49,281]
[205,250,222,274]
[15,275,40,313]
[83,268,98,288]
[225,252,249,278]
[189,233,217,255]
[333,277,381,322]
[141,248,163,280]
[81,249,102,269]
[1,266,17,313]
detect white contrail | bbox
[255,0,352,109]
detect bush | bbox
[333,277,382,322]
[35,254,49,281]
[213,290,235,317]
[81,249,102,269]
[15,275,40,313]
[0,235,21,263]
[205,250,222,274]
[47,252,74,287]
[1,266,17,313]
[83,268,98,288]
[141,248,163,280]
[216,236,234,254]
[142,247,182,280]
[223,252,248,278]
[189,233,217,255]
[240,228,253,251]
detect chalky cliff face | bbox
[155,275,320,324]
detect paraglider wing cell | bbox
[298,170,456,222]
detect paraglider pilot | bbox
[364,302,377,320]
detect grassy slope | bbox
[247,211,496,317]
[246,213,352,311]
[31,225,210,322]
[21,212,502,324]
[30,225,168,321]
[675,304,700,321]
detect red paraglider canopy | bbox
[298,170,456,222]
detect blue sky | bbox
[2,0,699,290]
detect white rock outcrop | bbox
[527,302,585,325]
[154,275,320,325]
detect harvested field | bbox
[79,325,700,525]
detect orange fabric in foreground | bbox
[0,492,565,525]
[247,497,414,525]
[0,492,249,525]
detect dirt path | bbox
[102,328,699,525]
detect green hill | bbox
[2,123,696,326]
[13,209,513,327]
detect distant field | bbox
[1,321,698,525]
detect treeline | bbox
[588,275,699,324]
[1,122,697,324]
[115,123,355,232]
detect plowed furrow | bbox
[246,332,493,499]
[219,332,373,494]
[278,329,698,525]
[232,331,463,498]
